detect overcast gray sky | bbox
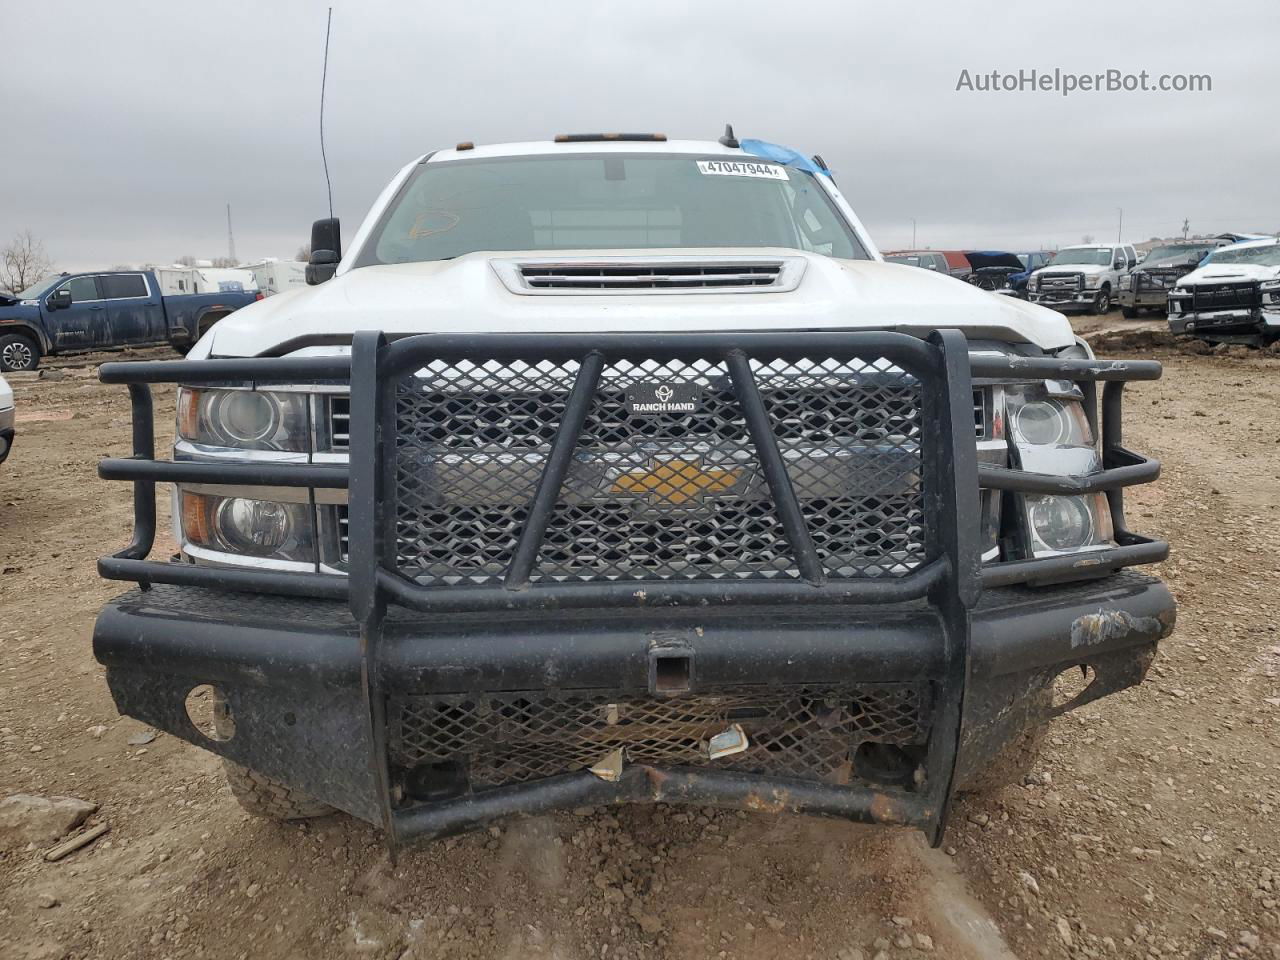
[4,0,1278,270]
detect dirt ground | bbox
[1,320,1277,960]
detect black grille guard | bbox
[95,330,1167,845]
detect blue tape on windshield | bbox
[739,139,830,177]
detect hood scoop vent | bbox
[491,256,806,296]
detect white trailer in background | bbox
[197,267,259,294]
[154,266,259,297]
[243,259,308,297]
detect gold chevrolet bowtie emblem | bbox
[610,458,742,505]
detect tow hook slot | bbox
[648,640,694,695]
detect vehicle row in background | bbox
[0,268,262,371]
[885,249,1051,299]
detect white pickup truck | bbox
[1168,237,1280,346]
[1027,243,1138,314]
[91,133,1173,848]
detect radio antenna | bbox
[319,7,334,219]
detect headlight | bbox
[1005,386,1092,450]
[1083,275,1101,288]
[1121,275,1132,291]
[1026,494,1113,554]
[1263,280,1280,304]
[181,491,315,562]
[177,388,308,452]
[1003,383,1113,557]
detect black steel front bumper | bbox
[1118,288,1169,310]
[91,329,1172,847]
[95,572,1172,843]
[1170,307,1280,341]
[1029,291,1095,311]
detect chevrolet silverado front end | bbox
[92,136,1173,848]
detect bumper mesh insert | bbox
[389,684,929,786]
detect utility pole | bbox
[226,203,236,264]
[1182,218,1190,240]
[1116,207,1123,243]
[911,218,917,248]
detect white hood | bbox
[201,249,1075,358]
[1176,261,1280,287]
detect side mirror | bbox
[1113,260,1124,270]
[48,289,71,310]
[306,218,342,285]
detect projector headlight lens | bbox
[216,392,279,445]
[1013,400,1073,446]
[178,388,308,452]
[215,497,292,554]
[181,492,314,562]
[1006,389,1092,449]
[1028,495,1095,552]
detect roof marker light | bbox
[553,133,667,143]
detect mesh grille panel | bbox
[1191,282,1260,311]
[392,355,928,585]
[389,685,929,785]
[754,359,923,577]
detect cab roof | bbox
[1216,235,1279,251]
[424,138,749,163]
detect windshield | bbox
[1144,244,1214,264]
[886,255,926,267]
[17,275,59,298]
[358,153,869,266]
[1204,243,1280,267]
[1048,248,1113,267]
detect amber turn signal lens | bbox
[176,388,201,441]
[181,491,212,546]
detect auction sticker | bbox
[696,159,788,180]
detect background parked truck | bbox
[1027,243,1138,314]
[1118,239,1226,318]
[0,268,261,370]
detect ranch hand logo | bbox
[626,381,700,415]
